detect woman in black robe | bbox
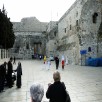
[15,62,22,88]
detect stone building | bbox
[56,0,102,65]
[11,17,48,59]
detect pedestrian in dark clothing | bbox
[39,55,42,60]
[15,62,22,88]
[0,62,7,92]
[7,57,13,88]
[55,56,59,70]
[46,71,67,102]
[13,56,16,64]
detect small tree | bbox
[0,5,15,49]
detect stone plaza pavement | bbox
[0,60,102,102]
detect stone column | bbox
[2,49,4,59]
[0,49,1,59]
[5,49,6,58]
[6,50,8,58]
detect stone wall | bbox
[46,22,58,57]
[13,17,48,32]
[80,0,102,58]
[58,0,84,64]
[11,17,47,59]
[57,0,102,65]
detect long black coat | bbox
[15,65,22,87]
[7,61,13,87]
[55,57,59,69]
[7,61,13,75]
[46,81,66,102]
[0,64,6,91]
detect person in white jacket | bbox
[47,59,51,70]
[66,56,68,65]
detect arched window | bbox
[88,47,91,52]
[93,13,98,23]
[64,28,66,33]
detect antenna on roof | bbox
[57,12,58,21]
[2,4,5,14]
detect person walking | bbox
[15,62,22,88]
[43,55,47,69]
[61,55,65,70]
[47,59,51,70]
[66,56,68,65]
[30,83,44,102]
[0,62,7,92]
[7,57,13,88]
[39,55,42,60]
[43,55,46,64]
[55,56,59,70]
[46,71,69,102]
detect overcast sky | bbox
[0,0,76,22]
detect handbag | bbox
[65,90,71,102]
[61,82,71,102]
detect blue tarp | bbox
[86,58,102,67]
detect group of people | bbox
[43,55,69,70]
[1,56,70,101]
[55,55,69,70]
[30,71,71,102]
[0,57,22,92]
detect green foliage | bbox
[0,6,15,49]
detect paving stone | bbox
[0,60,102,102]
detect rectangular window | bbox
[64,28,66,33]
[70,25,71,30]
[76,20,78,26]
[54,31,56,36]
